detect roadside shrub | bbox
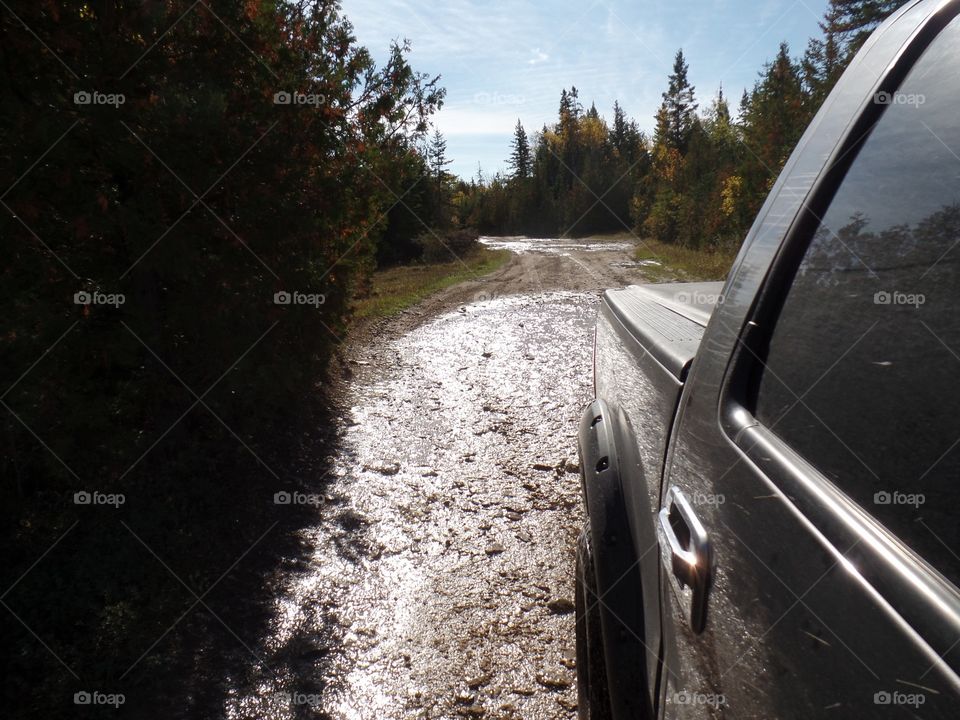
[0,2,440,717]
[414,228,480,263]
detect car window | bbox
[753,15,960,590]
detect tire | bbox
[576,527,614,720]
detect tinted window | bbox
[754,16,960,589]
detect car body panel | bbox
[582,1,960,717]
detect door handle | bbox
[658,486,714,633]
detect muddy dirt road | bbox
[227,237,663,719]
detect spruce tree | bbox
[508,119,532,179]
[659,49,699,152]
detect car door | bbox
[657,2,960,717]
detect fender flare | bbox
[578,398,654,719]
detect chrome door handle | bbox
[658,486,714,633]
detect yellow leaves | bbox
[651,144,681,184]
[721,175,742,217]
[580,116,607,149]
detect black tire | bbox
[576,527,614,720]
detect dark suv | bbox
[575,1,960,717]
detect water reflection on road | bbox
[228,291,600,719]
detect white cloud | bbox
[528,48,549,65]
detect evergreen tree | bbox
[428,128,452,184]
[739,43,808,219]
[802,1,845,107]
[833,0,906,54]
[659,49,699,152]
[508,119,532,179]
[427,128,453,227]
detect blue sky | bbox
[340,0,830,180]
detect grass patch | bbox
[352,245,512,320]
[633,237,737,282]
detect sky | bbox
[339,0,830,180]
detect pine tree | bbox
[740,43,807,217]
[508,119,532,179]
[803,0,906,109]
[428,128,452,184]
[802,1,847,107]
[427,128,453,227]
[658,49,699,152]
[833,0,905,54]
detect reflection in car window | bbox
[754,16,960,589]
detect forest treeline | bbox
[1,1,446,716]
[451,0,907,248]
